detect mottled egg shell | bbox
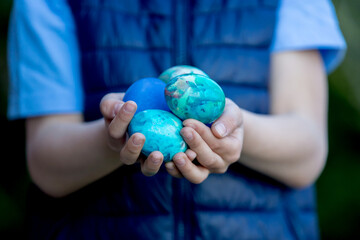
[159,65,208,84]
[165,74,225,124]
[128,109,187,162]
[123,77,170,114]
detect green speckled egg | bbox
[159,65,208,84]
[128,109,187,162]
[165,74,225,124]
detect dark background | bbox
[1,0,359,239]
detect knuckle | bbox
[105,93,118,100]
[108,128,117,138]
[229,155,239,164]
[189,137,202,149]
[147,160,161,171]
[127,145,140,155]
[203,156,219,170]
[120,152,136,165]
[142,158,162,176]
[190,177,205,184]
[108,127,120,139]
[119,151,136,164]
[223,154,237,164]
[223,144,241,162]
[209,141,221,152]
[118,109,134,122]
[231,148,242,162]
[100,101,111,116]
[195,125,207,136]
[235,151,242,162]
[214,166,228,174]
[122,159,135,166]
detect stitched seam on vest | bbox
[220,83,268,89]
[81,46,172,52]
[74,4,171,17]
[194,7,278,15]
[195,209,282,213]
[193,43,271,48]
[82,212,172,217]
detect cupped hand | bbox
[100,93,164,176]
[165,98,244,183]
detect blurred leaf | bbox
[0,186,22,231]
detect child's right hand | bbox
[100,93,164,176]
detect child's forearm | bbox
[240,110,327,188]
[239,50,328,188]
[26,114,121,198]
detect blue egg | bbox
[159,65,208,84]
[128,110,187,162]
[123,77,170,114]
[165,74,225,124]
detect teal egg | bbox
[159,65,208,84]
[165,74,225,124]
[128,109,187,162]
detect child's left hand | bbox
[165,98,244,183]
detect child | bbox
[7,0,346,239]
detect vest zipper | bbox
[173,2,191,239]
[173,179,185,240]
[174,0,189,65]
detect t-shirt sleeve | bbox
[271,0,347,73]
[7,0,83,120]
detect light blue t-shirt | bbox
[7,0,347,120]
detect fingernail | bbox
[187,150,197,161]
[124,102,136,113]
[151,155,161,164]
[181,130,193,141]
[113,103,123,116]
[214,123,227,137]
[175,156,186,166]
[165,162,175,170]
[132,136,143,146]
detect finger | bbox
[184,119,242,159]
[172,152,210,184]
[108,101,137,139]
[211,98,243,138]
[165,150,196,178]
[100,93,125,119]
[141,151,163,176]
[183,119,219,150]
[185,149,197,162]
[181,126,224,171]
[165,161,183,178]
[218,127,244,161]
[119,133,145,165]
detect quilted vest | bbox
[27,0,319,239]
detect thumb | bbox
[211,98,243,138]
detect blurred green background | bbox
[0,0,359,239]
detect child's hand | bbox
[165,98,243,183]
[100,93,164,176]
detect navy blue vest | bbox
[27,1,319,239]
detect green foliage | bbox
[0,0,12,116]
[315,1,360,239]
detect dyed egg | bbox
[128,109,187,162]
[123,77,170,114]
[159,65,208,84]
[165,74,225,124]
